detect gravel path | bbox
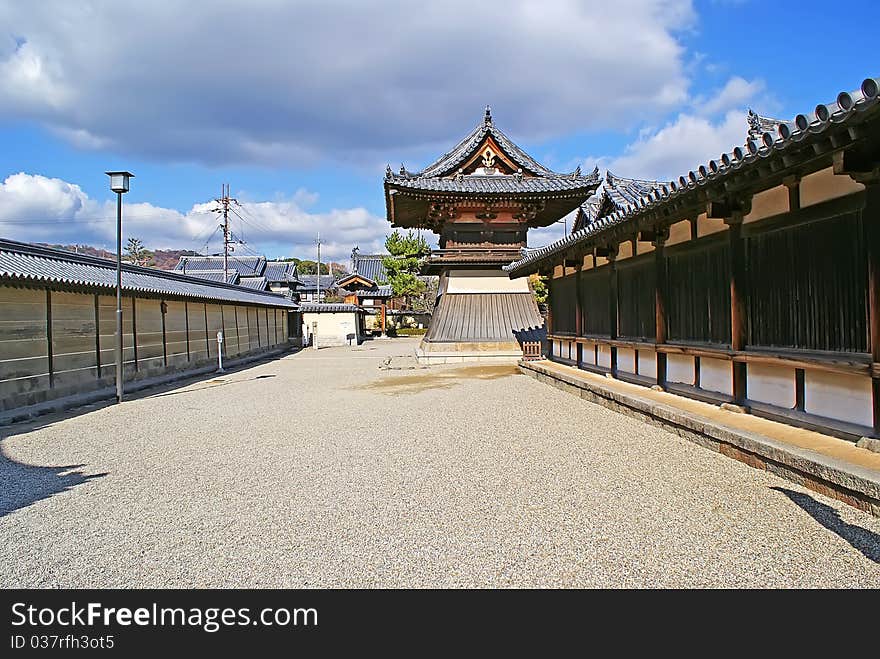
[1,338,879,588]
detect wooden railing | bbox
[522,341,544,361]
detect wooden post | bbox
[184,301,190,361]
[608,247,618,377]
[160,300,168,367]
[865,183,880,436]
[46,289,54,389]
[94,294,102,378]
[131,296,138,372]
[654,229,668,389]
[728,215,747,404]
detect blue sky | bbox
[0,0,876,262]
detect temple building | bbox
[506,76,880,441]
[384,107,600,363]
[573,172,669,233]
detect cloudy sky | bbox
[0,0,875,262]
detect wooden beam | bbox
[608,251,618,377]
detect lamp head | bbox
[105,171,134,194]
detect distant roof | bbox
[356,285,392,298]
[300,303,361,313]
[180,269,239,285]
[263,261,300,283]
[350,249,388,282]
[574,171,671,232]
[175,255,264,276]
[238,275,269,290]
[298,274,337,291]
[0,239,297,308]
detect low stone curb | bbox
[520,360,880,517]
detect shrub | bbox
[395,327,427,336]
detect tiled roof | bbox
[424,293,544,343]
[300,303,361,313]
[264,261,299,283]
[238,275,269,290]
[418,107,555,177]
[350,251,388,282]
[180,269,239,284]
[507,76,880,277]
[0,239,297,308]
[175,254,264,276]
[574,172,670,232]
[356,285,392,298]
[298,274,338,291]
[385,173,598,195]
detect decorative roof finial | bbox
[385,164,392,179]
[484,105,492,124]
[399,163,406,175]
[573,164,581,178]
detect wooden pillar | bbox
[160,300,168,367]
[608,247,618,377]
[654,230,668,388]
[204,303,210,356]
[727,215,747,404]
[865,183,880,436]
[131,296,138,372]
[94,294,102,378]
[184,301,191,361]
[46,289,54,389]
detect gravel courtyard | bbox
[1,337,879,588]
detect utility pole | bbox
[213,183,236,280]
[315,231,323,302]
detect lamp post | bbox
[105,171,134,403]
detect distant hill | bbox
[38,244,199,270]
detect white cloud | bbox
[577,74,769,182]
[0,173,388,262]
[0,0,696,166]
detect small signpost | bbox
[216,330,224,372]
[312,321,318,350]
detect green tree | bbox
[125,237,153,266]
[382,230,430,309]
[297,260,330,275]
[529,273,548,306]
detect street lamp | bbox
[105,170,134,403]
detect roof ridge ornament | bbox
[573,165,581,178]
[484,105,492,125]
[399,163,406,176]
[385,164,392,179]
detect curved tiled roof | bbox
[418,107,555,178]
[507,76,880,277]
[175,254,264,276]
[575,172,670,232]
[0,239,297,308]
[300,303,361,313]
[385,172,598,195]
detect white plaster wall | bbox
[697,213,726,236]
[699,357,732,395]
[617,241,633,261]
[582,342,596,365]
[638,349,657,379]
[804,370,873,427]
[747,363,796,409]
[666,220,692,246]
[617,347,636,374]
[800,166,864,207]
[446,270,530,294]
[744,185,789,224]
[302,311,360,346]
[667,353,695,385]
[598,344,612,368]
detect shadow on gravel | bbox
[0,446,107,518]
[772,486,880,564]
[146,373,277,399]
